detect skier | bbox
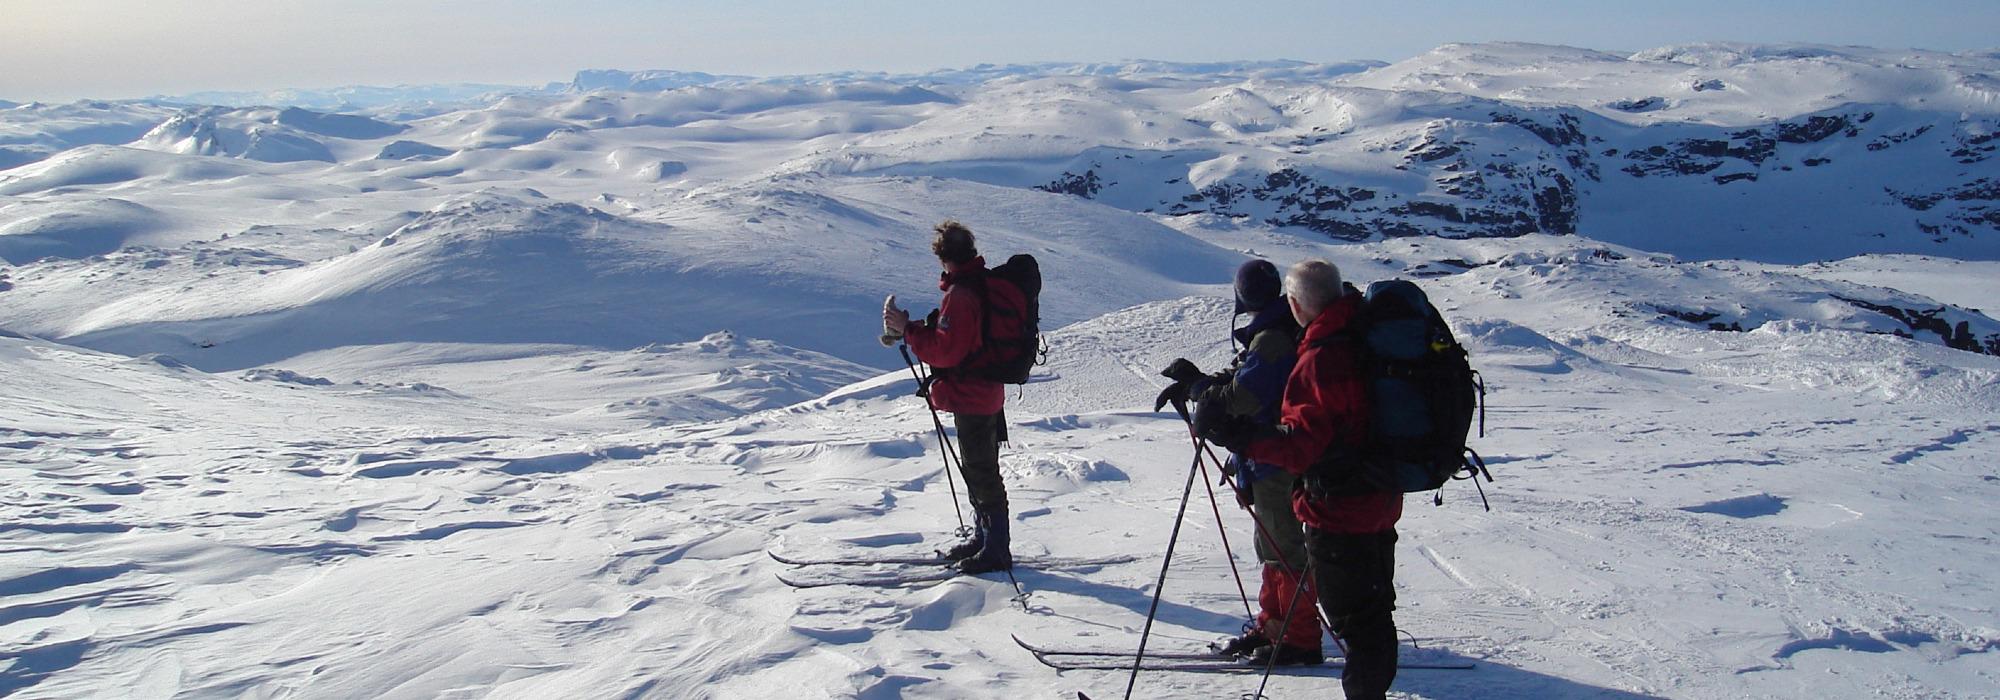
[1201,259,1404,699]
[1159,259,1323,666]
[882,221,1013,574]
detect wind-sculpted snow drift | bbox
[1,42,1998,698]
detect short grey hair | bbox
[1284,259,1344,316]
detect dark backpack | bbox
[950,253,1043,384]
[1311,279,1491,506]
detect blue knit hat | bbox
[1233,259,1281,314]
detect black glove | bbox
[1160,357,1205,385]
[1153,382,1192,416]
[1191,390,1253,449]
[1213,421,1261,451]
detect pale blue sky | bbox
[3,0,1995,101]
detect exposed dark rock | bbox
[1655,305,1746,331]
[1385,201,1538,236]
[1832,295,2000,355]
[1802,157,1832,167]
[1187,181,1246,207]
[1262,215,1374,240]
[1727,131,1778,165]
[1713,172,1758,185]
[1532,174,1578,235]
[1691,79,1727,92]
[1414,140,1462,162]
[1951,129,1997,164]
[1176,167,1414,240]
[1886,178,1998,241]
[1776,115,1858,144]
[1036,168,1103,198]
[1489,111,1586,147]
[1949,178,1999,202]
[1892,189,1944,210]
[1622,129,1776,178]
[1608,97,1666,113]
[1682,139,1731,158]
[1868,125,1933,151]
[1437,170,1486,198]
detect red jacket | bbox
[904,259,1005,415]
[1246,291,1404,533]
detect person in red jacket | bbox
[1201,258,1403,699]
[882,221,1012,573]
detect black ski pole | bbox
[1182,422,1313,630]
[1123,435,1205,700]
[1191,432,1341,645]
[901,344,970,537]
[1195,446,1255,622]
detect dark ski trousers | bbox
[1306,527,1398,700]
[951,411,1008,514]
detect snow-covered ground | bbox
[3,43,1998,698]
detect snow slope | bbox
[4,231,1997,698]
[3,43,2000,699]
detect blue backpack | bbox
[1310,280,1492,507]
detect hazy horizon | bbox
[3,0,1997,103]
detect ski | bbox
[1013,634,1232,661]
[774,554,1140,589]
[769,550,951,566]
[1035,655,1315,673]
[1016,635,1476,671]
[1033,654,1475,672]
[777,567,963,589]
[768,550,1140,569]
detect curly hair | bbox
[931,220,978,265]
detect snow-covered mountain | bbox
[155,82,535,113]
[133,106,411,163]
[0,101,180,171]
[2,43,1998,698]
[2,44,1996,369]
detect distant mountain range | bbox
[5,45,1991,262]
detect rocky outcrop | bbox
[1654,305,1748,331]
[1002,96,1990,248]
[1888,178,2000,242]
[1832,295,2000,355]
[1951,125,1997,164]
[1621,130,1777,177]
[1036,169,1103,198]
